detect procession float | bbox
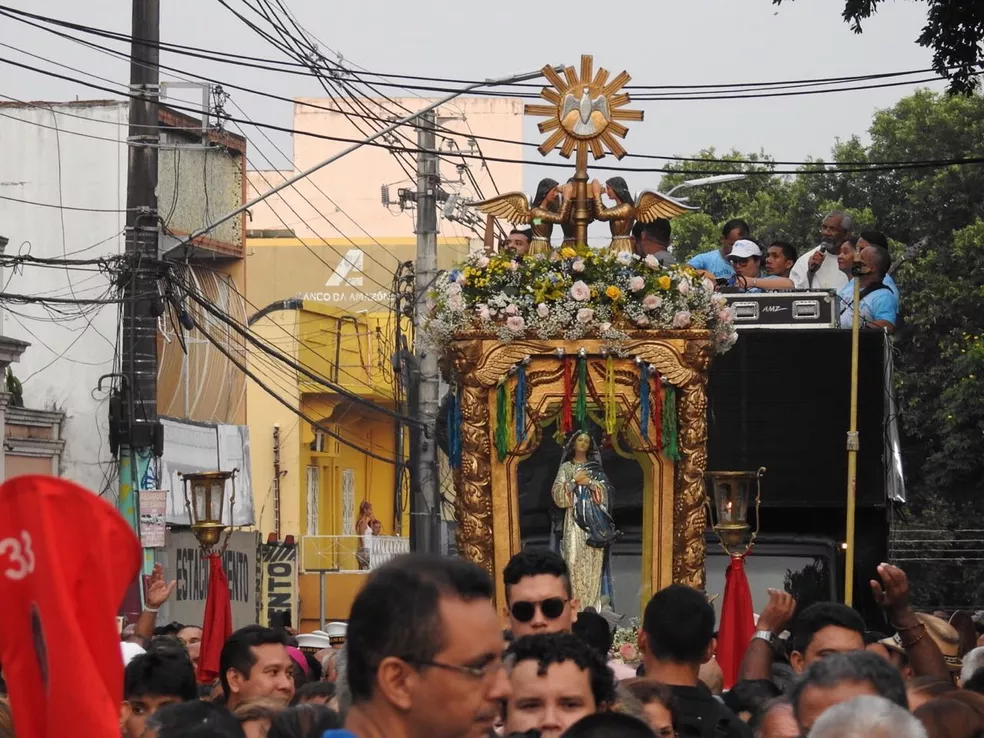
[424,56,739,611]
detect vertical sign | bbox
[139,490,167,548]
[259,541,297,629]
[341,469,355,536]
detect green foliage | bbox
[662,89,984,605]
[771,1,984,95]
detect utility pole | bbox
[410,110,440,555]
[119,0,163,612]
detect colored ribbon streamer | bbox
[640,363,650,442]
[515,364,527,443]
[495,381,508,461]
[561,357,574,433]
[652,372,663,449]
[662,384,680,461]
[604,355,617,436]
[576,355,588,431]
[448,384,462,469]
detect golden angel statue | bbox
[472,179,573,256]
[551,431,621,610]
[591,177,696,254]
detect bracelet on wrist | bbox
[144,606,160,613]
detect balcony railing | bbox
[300,535,410,573]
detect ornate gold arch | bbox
[446,332,714,609]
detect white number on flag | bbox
[0,531,35,580]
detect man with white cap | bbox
[725,240,767,292]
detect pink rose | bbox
[505,304,518,316]
[572,258,585,273]
[644,254,660,269]
[506,315,525,332]
[447,294,464,311]
[704,278,716,292]
[477,304,490,321]
[599,322,612,333]
[570,280,591,301]
[576,307,595,324]
[718,309,733,323]
[629,276,645,292]
[618,643,638,661]
[447,282,462,297]
[455,273,466,285]
[642,294,662,310]
[507,260,519,271]
[537,303,550,318]
[672,310,692,328]
[635,315,650,326]
[677,280,691,295]
[476,256,489,269]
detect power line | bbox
[7,55,984,177]
[0,3,957,94]
[0,193,133,213]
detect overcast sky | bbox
[0,0,944,186]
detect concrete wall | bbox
[0,101,128,494]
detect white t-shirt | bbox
[790,246,849,291]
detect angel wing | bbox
[470,191,532,224]
[634,190,698,223]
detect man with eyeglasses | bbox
[503,550,578,638]
[503,632,616,738]
[338,553,510,738]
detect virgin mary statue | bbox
[551,431,621,610]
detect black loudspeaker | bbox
[708,330,889,509]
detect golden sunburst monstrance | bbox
[524,54,643,170]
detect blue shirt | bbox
[883,273,899,298]
[688,249,735,279]
[838,280,898,329]
[321,732,357,738]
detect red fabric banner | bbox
[716,554,756,690]
[197,552,233,684]
[0,475,141,738]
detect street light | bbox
[179,470,237,553]
[666,174,747,198]
[704,467,766,557]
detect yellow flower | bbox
[560,247,577,259]
[657,275,672,291]
[605,285,622,301]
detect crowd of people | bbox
[3,549,983,738]
[501,208,900,333]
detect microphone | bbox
[809,240,835,273]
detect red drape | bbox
[197,552,233,684]
[0,475,141,738]
[716,554,756,690]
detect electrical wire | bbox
[0,3,963,94]
[0,193,134,213]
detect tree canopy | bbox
[659,88,984,606]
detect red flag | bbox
[197,553,233,684]
[0,475,142,738]
[716,555,756,689]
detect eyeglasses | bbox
[409,658,505,680]
[510,597,568,623]
[729,257,752,266]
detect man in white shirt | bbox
[790,211,855,290]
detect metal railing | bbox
[300,535,409,573]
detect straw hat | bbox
[879,613,962,672]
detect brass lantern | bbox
[704,467,766,557]
[179,469,238,553]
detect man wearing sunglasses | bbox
[503,550,578,638]
[341,554,511,738]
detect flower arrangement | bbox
[611,619,642,666]
[423,245,737,353]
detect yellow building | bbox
[246,236,470,629]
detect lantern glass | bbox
[207,478,225,523]
[704,468,766,556]
[179,470,236,553]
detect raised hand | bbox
[757,588,797,635]
[145,562,177,610]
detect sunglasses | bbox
[729,256,752,266]
[510,597,568,623]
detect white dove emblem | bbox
[561,86,610,137]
